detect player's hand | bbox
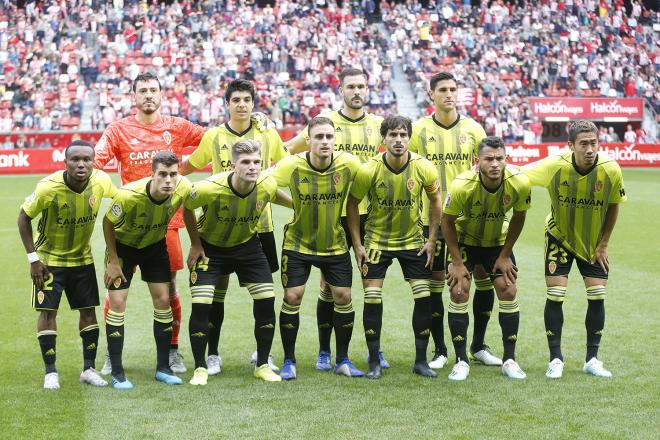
[187,244,207,271]
[493,255,518,286]
[250,112,275,132]
[593,243,609,274]
[104,261,127,289]
[30,260,49,290]
[447,262,470,293]
[418,240,435,269]
[354,245,370,276]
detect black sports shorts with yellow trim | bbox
[109,239,171,290]
[340,214,367,250]
[423,225,446,272]
[446,243,516,280]
[544,232,608,279]
[280,250,352,288]
[32,264,99,311]
[191,235,273,287]
[361,248,432,280]
[258,231,280,273]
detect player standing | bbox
[523,120,627,378]
[347,116,442,379]
[271,116,364,380]
[442,137,531,381]
[103,152,193,389]
[184,140,292,385]
[286,68,387,371]
[18,140,117,389]
[94,72,207,374]
[182,79,286,374]
[409,72,501,369]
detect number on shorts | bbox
[547,243,568,264]
[368,249,382,264]
[43,272,54,290]
[281,255,288,273]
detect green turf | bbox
[1,169,658,439]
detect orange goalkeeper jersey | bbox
[94,114,206,228]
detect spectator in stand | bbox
[623,124,637,143]
[607,126,621,142]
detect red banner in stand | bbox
[1,143,659,174]
[530,98,644,120]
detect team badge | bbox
[256,200,265,211]
[113,277,122,288]
[163,131,172,145]
[459,134,467,145]
[111,203,122,217]
[168,206,175,217]
[406,178,416,192]
[37,291,44,304]
[361,264,369,277]
[548,261,557,274]
[595,181,603,192]
[503,195,512,206]
[88,195,97,208]
[190,271,198,285]
[333,173,342,185]
[281,274,288,286]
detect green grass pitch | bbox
[1,169,658,439]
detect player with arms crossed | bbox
[523,120,627,378]
[95,72,206,374]
[184,140,293,385]
[271,116,364,380]
[103,152,193,389]
[286,67,388,371]
[347,116,442,379]
[442,136,531,381]
[182,79,286,374]
[409,72,501,369]
[18,140,117,389]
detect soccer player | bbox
[17,140,117,389]
[270,116,364,380]
[183,140,292,385]
[286,68,387,371]
[94,72,206,374]
[347,116,442,379]
[442,136,531,381]
[182,79,286,375]
[409,71,501,369]
[522,120,627,378]
[103,152,193,389]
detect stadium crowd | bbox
[384,0,659,142]
[0,0,657,141]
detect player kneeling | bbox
[443,137,531,381]
[103,152,193,389]
[184,140,292,385]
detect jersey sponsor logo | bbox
[333,173,342,185]
[406,178,416,192]
[425,152,471,162]
[57,213,98,226]
[335,143,378,154]
[548,261,557,274]
[111,203,123,217]
[378,198,414,208]
[163,130,172,145]
[130,221,168,230]
[469,211,505,220]
[219,160,232,169]
[214,214,260,224]
[557,195,604,207]
[128,150,171,162]
[88,195,97,208]
[298,191,345,203]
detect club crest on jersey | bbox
[168,206,175,217]
[163,131,172,145]
[88,195,97,208]
[190,271,198,284]
[366,126,373,136]
[333,173,342,185]
[459,134,467,145]
[548,261,557,274]
[256,200,265,211]
[406,178,416,192]
[37,291,44,304]
[503,195,512,206]
[111,203,122,217]
[595,181,603,192]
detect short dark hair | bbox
[225,79,256,103]
[339,68,367,86]
[65,140,94,159]
[232,139,261,162]
[132,72,162,93]
[477,136,506,154]
[568,120,598,143]
[429,72,456,91]
[380,115,412,138]
[308,116,334,136]
[152,151,179,171]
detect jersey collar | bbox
[478,171,504,194]
[146,180,171,205]
[62,171,90,194]
[338,109,366,123]
[227,172,256,198]
[571,153,599,176]
[225,122,252,137]
[382,151,411,175]
[306,151,334,173]
[432,114,460,130]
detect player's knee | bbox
[498,284,517,301]
[38,310,57,325]
[330,287,351,305]
[283,289,304,306]
[78,308,97,326]
[450,287,469,304]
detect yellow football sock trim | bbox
[318,287,333,302]
[474,277,494,291]
[546,286,567,302]
[429,279,445,294]
[498,300,520,313]
[448,300,469,314]
[409,279,431,299]
[364,287,383,304]
[154,308,173,324]
[191,285,215,304]
[586,285,606,301]
[334,301,354,313]
[37,330,57,337]
[246,283,275,300]
[105,310,125,326]
[213,288,227,303]
[281,302,300,315]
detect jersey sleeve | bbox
[267,129,287,164]
[421,160,440,194]
[185,121,207,147]
[522,156,554,187]
[93,126,119,169]
[347,154,362,179]
[264,175,279,202]
[349,164,372,201]
[270,155,296,187]
[185,180,209,210]
[513,174,532,212]
[188,129,214,169]
[471,121,487,156]
[443,180,465,216]
[409,123,423,153]
[608,164,627,203]
[105,191,127,225]
[98,171,118,198]
[21,182,49,218]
